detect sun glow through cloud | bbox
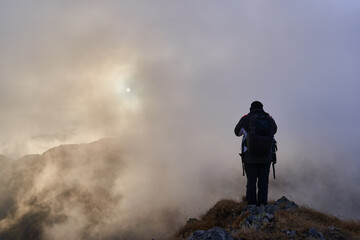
[107,65,141,113]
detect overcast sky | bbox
[1,0,360,219]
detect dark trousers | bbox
[244,163,271,205]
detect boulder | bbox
[239,205,274,229]
[187,227,234,240]
[282,229,297,237]
[274,196,298,210]
[309,227,326,240]
[239,196,298,230]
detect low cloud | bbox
[0,1,360,239]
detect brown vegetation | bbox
[172,198,360,240]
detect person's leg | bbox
[257,163,271,205]
[244,163,258,205]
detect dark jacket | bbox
[234,108,277,164]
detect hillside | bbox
[173,196,360,240]
[0,138,126,240]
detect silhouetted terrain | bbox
[173,197,360,240]
[0,139,182,240]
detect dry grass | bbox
[173,199,247,239]
[171,197,360,240]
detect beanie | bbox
[250,101,263,110]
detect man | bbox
[234,101,277,206]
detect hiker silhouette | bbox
[234,101,277,206]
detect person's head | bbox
[250,101,263,111]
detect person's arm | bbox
[234,120,242,136]
[272,118,277,134]
[234,115,247,136]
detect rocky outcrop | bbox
[282,229,297,237]
[187,227,234,240]
[309,227,326,240]
[178,196,359,240]
[274,196,299,210]
[239,196,298,229]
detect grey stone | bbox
[328,226,336,231]
[189,196,301,239]
[309,227,326,240]
[274,196,299,210]
[282,229,297,237]
[239,205,276,230]
[187,227,234,240]
[265,213,274,220]
[265,204,278,214]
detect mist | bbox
[1,0,360,239]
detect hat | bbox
[250,101,263,110]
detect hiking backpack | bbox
[247,113,275,155]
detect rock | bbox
[239,205,275,229]
[274,196,299,210]
[187,227,234,240]
[187,196,301,239]
[265,213,274,220]
[309,227,326,240]
[237,197,300,230]
[282,229,297,237]
[328,225,336,231]
[264,204,277,214]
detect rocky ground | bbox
[172,196,360,240]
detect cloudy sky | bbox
[1,0,360,220]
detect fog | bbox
[0,1,360,239]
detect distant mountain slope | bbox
[0,138,184,240]
[0,138,125,240]
[0,154,15,220]
[173,196,360,240]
